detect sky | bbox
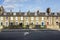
[0,0,60,12]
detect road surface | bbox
[0,29,60,40]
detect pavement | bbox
[1,29,58,32]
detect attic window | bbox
[14,13,16,15]
[25,12,27,15]
[53,13,54,15]
[35,12,37,15]
[4,13,6,15]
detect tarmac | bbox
[0,29,60,40]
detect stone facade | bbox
[0,6,60,29]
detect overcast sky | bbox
[0,0,60,12]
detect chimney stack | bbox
[35,11,37,16]
[10,9,12,15]
[27,10,30,15]
[19,10,21,15]
[37,10,39,14]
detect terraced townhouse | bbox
[0,6,60,29]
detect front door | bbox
[42,22,44,26]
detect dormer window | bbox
[25,12,27,15]
[35,12,37,16]
[37,10,39,14]
[14,12,16,15]
[57,13,60,15]
[4,13,6,15]
[53,13,54,15]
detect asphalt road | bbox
[0,29,60,40]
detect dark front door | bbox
[1,22,3,25]
[42,22,44,26]
[9,22,13,26]
[19,23,23,29]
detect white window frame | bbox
[1,17,3,20]
[42,17,44,20]
[25,17,28,20]
[15,17,18,20]
[10,17,13,20]
[31,17,34,20]
[36,17,39,20]
[20,17,23,20]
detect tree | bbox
[46,8,51,15]
[19,23,24,29]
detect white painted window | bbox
[42,17,44,20]
[21,17,23,20]
[15,17,18,20]
[4,13,6,15]
[31,17,34,20]
[36,17,39,20]
[1,17,3,20]
[25,17,28,20]
[25,12,27,15]
[5,17,8,20]
[10,17,13,20]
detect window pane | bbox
[1,17,3,20]
[42,17,44,20]
[36,17,39,20]
[31,17,34,20]
[16,17,18,20]
[10,17,13,20]
[21,17,23,20]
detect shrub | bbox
[40,25,46,29]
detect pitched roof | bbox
[0,12,60,17]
